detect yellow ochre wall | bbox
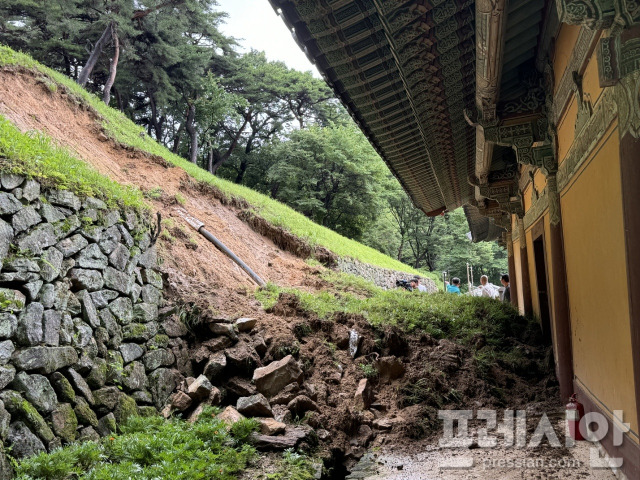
[559,124,638,433]
[553,24,581,92]
[514,23,638,435]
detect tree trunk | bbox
[148,93,164,140]
[78,22,114,87]
[426,253,435,272]
[185,102,198,164]
[207,140,214,173]
[210,115,250,174]
[172,121,184,153]
[114,87,124,112]
[102,24,119,105]
[63,54,71,77]
[235,158,249,184]
[158,115,166,144]
[235,137,255,184]
[397,235,405,261]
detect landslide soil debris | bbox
[161,268,558,475]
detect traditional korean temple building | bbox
[268,0,640,476]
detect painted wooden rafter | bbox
[473,0,509,199]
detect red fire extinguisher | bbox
[566,393,585,441]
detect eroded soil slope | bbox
[0,68,312,306]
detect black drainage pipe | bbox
[176,208,266,287]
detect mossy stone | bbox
[20,400,54,442]
[50,372,76,403]
[86,357,108,389]
[0,391,54,442]
[148,334,169,349]
[137,406,157,417]
[73,397,98,428]
[114,393,137,425]
[51,403,77,443]
[97,413,116,437]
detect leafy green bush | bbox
[229,418,260,444]
[13,414,257,480]
[359,363,378,379]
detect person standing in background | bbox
[479,275,500,299]
[447,277,462,294]
[411,278,428,292]
[501,274,511,303]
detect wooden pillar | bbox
[517,217,533,314]
[620,128,640,471]
[617,82,640,440]
[607,23,640,447]
[506,231,519,309]
[547,174,574,402]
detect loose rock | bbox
[258,417,286,435]
[237,393,273,417]
[187,375,212,401]
[253,355,303,398]
[354,379,374,410]
[287,395,319,418]
[216,406,245,424]
[235,317,257,332]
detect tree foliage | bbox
[256,125,389,240]
[0,3,508,279]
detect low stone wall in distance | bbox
[0,174,177,472]
[336,258,438,292]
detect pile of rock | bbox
[0,175,174,473]
[163,316,318,450]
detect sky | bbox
[215,0,321,77]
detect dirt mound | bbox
[159,287,557,472]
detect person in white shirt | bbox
[479,275,500,299]
[410,278,428,292]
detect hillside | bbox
[0,47,575,480]
[0,46,439,284]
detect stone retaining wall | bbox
[336,258,438,292]
[0,174,177,473]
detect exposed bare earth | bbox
[0,67,618,479]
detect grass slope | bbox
[0,45,431,277]
[0,116,147,212]
[255,270,543,373]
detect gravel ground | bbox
[348,419,619,480]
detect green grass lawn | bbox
[0,45,432,277]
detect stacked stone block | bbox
[336,258,438,292]
[0,174,172,472]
